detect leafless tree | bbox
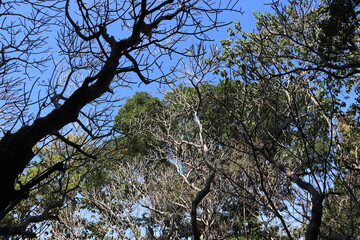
[0,0,241,237]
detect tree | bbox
[319,0,360,55]
[214,0,359,239]
[319,114,360,239]
[3,0,358,239]
[45,66,270,239]
[55,0,359,239]
[0,0,240,237]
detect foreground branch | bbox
[0,0,184,222]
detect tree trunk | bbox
[306,193,324,240]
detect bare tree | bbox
[0,0,240,237]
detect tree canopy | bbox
[0,0,359,239]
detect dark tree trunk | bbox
[0,40,128,218]
[306,193,324,240]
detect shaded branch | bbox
[0,201,63,238]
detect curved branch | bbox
[191,168,215,240]
[65,0,101,41]
[124,52,150,84]
[261,149,324,240]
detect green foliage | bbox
[114,91,165,157]
[210,0,359,238]
[319,0,360,54]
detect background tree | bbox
[47,77,268,239]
